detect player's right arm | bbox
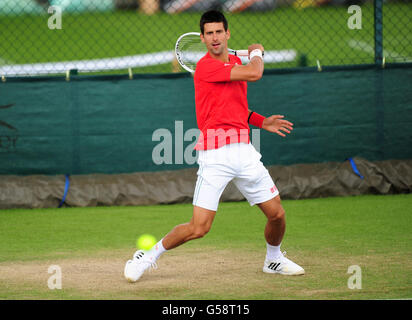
[230,44,264,82]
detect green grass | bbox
[0,3,411,74]
[0,194,411,299]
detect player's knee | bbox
[268,206,285,223]
[191,225,210,239]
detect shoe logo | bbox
[135,252,145,259]
[268,262,281,271]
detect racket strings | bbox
[176,35,207,71]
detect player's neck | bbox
[209,50,229,63]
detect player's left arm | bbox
[248,110,294,137]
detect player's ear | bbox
[200,33,205,43]
[226,29,231,40]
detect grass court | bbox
[0,194,411,299]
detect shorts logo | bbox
[270,186,277,193]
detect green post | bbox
[374,0,383,65]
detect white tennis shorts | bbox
[192,142,279,211]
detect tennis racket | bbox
[175,32,251,73]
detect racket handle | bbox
[236,49,265,57]
[235,50,249,57]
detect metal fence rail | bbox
[0,0,410,76]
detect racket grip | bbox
[236,50,265,57]
[236,50,249,57]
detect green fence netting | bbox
[0,0,411,76]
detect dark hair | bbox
[200,10,228,35]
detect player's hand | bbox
[248,44,264,54]
[262,115,294,137]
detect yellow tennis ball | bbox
[136,234,157,251]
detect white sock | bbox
[266,242,282,261]
[146,238,167,262]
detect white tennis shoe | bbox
[263,252,305,276]
[124,250,157,283]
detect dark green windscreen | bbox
[0,66,411,175]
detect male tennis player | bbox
[124,10,304,282]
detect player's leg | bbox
[124,148,233,282]
[233,143,304,275]
[257,196,304,275]
[257,195,285,248]
[160,162,230,251]
[124,205,216,283]
[162,205,216,250]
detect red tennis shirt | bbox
[194,52,250,150]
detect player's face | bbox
[201,22,230,57]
